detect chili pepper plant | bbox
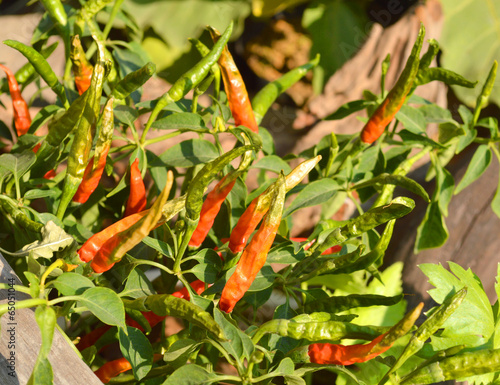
[0,1,499,384]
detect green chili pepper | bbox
[303,294,403,314]
[252,312,388,344]
[418,39,439,70]
[111,62,156,100]
[3,40,69,109]
[0,42,58,94]
[39,0,69,54]
[378,287,468,385]
[143,294,225,340]
[140,21,233,143]
[472,60,497,125]
[400,348,500,384]
[360,24,425,144]
[0,199,43,233]
[56,40,108,219]
[189,38,221,99]
[251,54,320,124]
[315,197,415,254]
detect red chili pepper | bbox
[290,237,342,255]
[189,173,238,248]
[209,27,259,133]
[228,156,321,253]
[78,211,148,263]
[73,98,114,203]
[124,158,147,217]
[43,169,56,180]
[308,332,391,365]
[0,63,31,136]
[94,355,163,383]
[171,279,207,300]
[220,174,285,313]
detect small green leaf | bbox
[53,273,95,296]
[396,105,427,134]
[283,179,340,217]
[24,189,59,200]
[352,173,430,202]
[158,139,219,167]
[142,236,174,259]
[267,243,306,264]
[27,306,56,385]
[438,122,465,144]
[152,112,209,132]
[188,249,222,284]
[0,151,36,182]
[398,130,446,149]
[121,268,156,299]
[435,165,455,217]
[455,145,492,194]
[251,155,292,175]
[213,308,254,361]
[414,202,449,253]
[119,326,153,381]
[324,99,372,120]
[162,364,219,385]
[80,287,126,329]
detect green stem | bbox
[102,0,125,39]
[0,298,47,315]
[140,94,175,144]
[109,143,136,154]
[143,131,181,147]
[130,259,175,275]
[48,295,81,306]
[40,259,65,294]
[0,283,32,296]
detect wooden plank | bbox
[0,252,102,384]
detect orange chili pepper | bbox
[189,172,238,248]
[308,332,391,365]
[171,279,208,300]
[360,25,424,144]
[209,27,259,133]
[0,63,31,136]
[220,174,285,313]
[73,98,114,203]
[94,355,163,383]
[124,158,147,217]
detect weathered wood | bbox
[0,252,102,385]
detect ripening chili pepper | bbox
[0,63,31,136]
[252,54,320,124]
[228,156,321,253]
[111,62,156,100]
[70,35,93,95]
[95,355,163,383]
[209,27,259,133]
[56,39,107,219]
[43,169,56,180]
[124,158,147,217]
[308,332,390,365]
[73,97,114,203]
[91,174,172,273]
[141,22,233,143]
[219,174,285,313]
[188,172,238,248]
[360,24,425,144]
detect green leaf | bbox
[419,104,454,124]
[0,120,12,141]
[121,268,156,299]
[0,151,36,182]
[435,165,455,217]
[248,265,278,292]
[303,0,369,92]
[188,249,222,284]
[439,0,500,106]
[396,105,427,134]
[398,130,446,149]
[455,145,492,194]
[213,308,254,362]
[414,202,449,253]
[80,287,126,329]
[142,236,174,259]
[438,122,465,144]
[162,364,219,385]
[283,179,340,217]
[492,158,500,219]
[119,326,153,381]
[267,243,307,264]
[324,99,373,120]
[24,189,59,200]
[114,105,139,127]
[158,139,219,167]
[163,339,200,363]
[53,273,95,296]
[152,112,209,132]
[251,155,292,175]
